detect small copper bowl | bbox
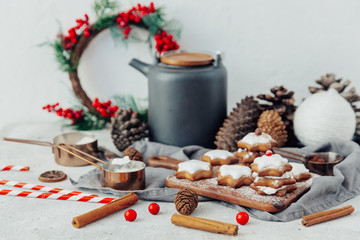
[59,144,146,190]
[304,152,344,176]
[53,132,98,166]
[273,147,344,176]
[101,161,146,190]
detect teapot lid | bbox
[160,52,213,66]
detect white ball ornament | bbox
[294,88,356,146]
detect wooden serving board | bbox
[147,155,313,213]
[166,173,313,213]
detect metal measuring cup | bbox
[273,147,344,176]
[2,132,98,166]
[62,145,146,190]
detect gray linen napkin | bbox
[71,140,360,222]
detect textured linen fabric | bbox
[71,140,360,221]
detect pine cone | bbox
[309,73,360,136]
[214,96,262,152]
[111,108,148,152]
[257,110,287,146]
[175,188,198,215]
[257,86,298,146]
[123,147,143,162]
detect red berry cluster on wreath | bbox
[59,14,90,50]
[154,31,179,53]
[42,103,84,124]
[92,98,119,118]
[116,2,156,39]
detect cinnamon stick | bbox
[302,205,354,227]
[171,213,238,236]
[72,192,138,228]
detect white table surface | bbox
[0,122,359,240]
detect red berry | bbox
[266,150,273,156]
[84,29,90,37]
[148,203,160,215]
[70,37,77,44]
[236,212,249,225]
[119,21,127,27]
[66,43,73,49]
[123,27,131,35]
[124,209,137,221]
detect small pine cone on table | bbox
[214,96,262,152]
[175,188,198,215]
[257,110,288,147]
[111,108,148,152]
[257,86,298,146]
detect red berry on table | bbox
[124,209,137,221]
[148,203,160,215]
[236,212,249,225]
[266,150,273,156]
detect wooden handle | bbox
[2,137,53,147]
[62,144,105,164]
[57,145,102,170]
[273,147,306,163]
[147,155,183,171]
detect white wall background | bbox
[0,0,360,128]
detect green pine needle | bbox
[109,25,128,47]
[112,95,148,123]
[52,38,76,72]
[94,14,117,30]
[94,0,119,17]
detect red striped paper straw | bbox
[0,189,115,203]
[0,179,98,197]
[0,165,29,171]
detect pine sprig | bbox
[94,0,119,17]
[109,24,128,46]
[162,19,182,39]
[72,111,108,130]
[142,9,165,35]
[94,14,117,30]
[112,95,148,123]
[52,38,76,72]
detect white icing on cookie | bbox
[219,165,251,179]
[178,160,211,174]
[254,154,288,171]
[204,150,234,160]
[289,162,309,176]
[257,185,288,195]
[254,171,293,183]
[254,171,293,182]
[239,132,275,145]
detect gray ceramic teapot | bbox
[129,51,227,148]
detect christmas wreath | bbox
[44,0,181,130]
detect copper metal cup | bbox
[304,152,343,176]
[59,145,146,190]
[273,147,344,176]
[53,132,98,166]
[101,161,146,190]
[2,132,98,167]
